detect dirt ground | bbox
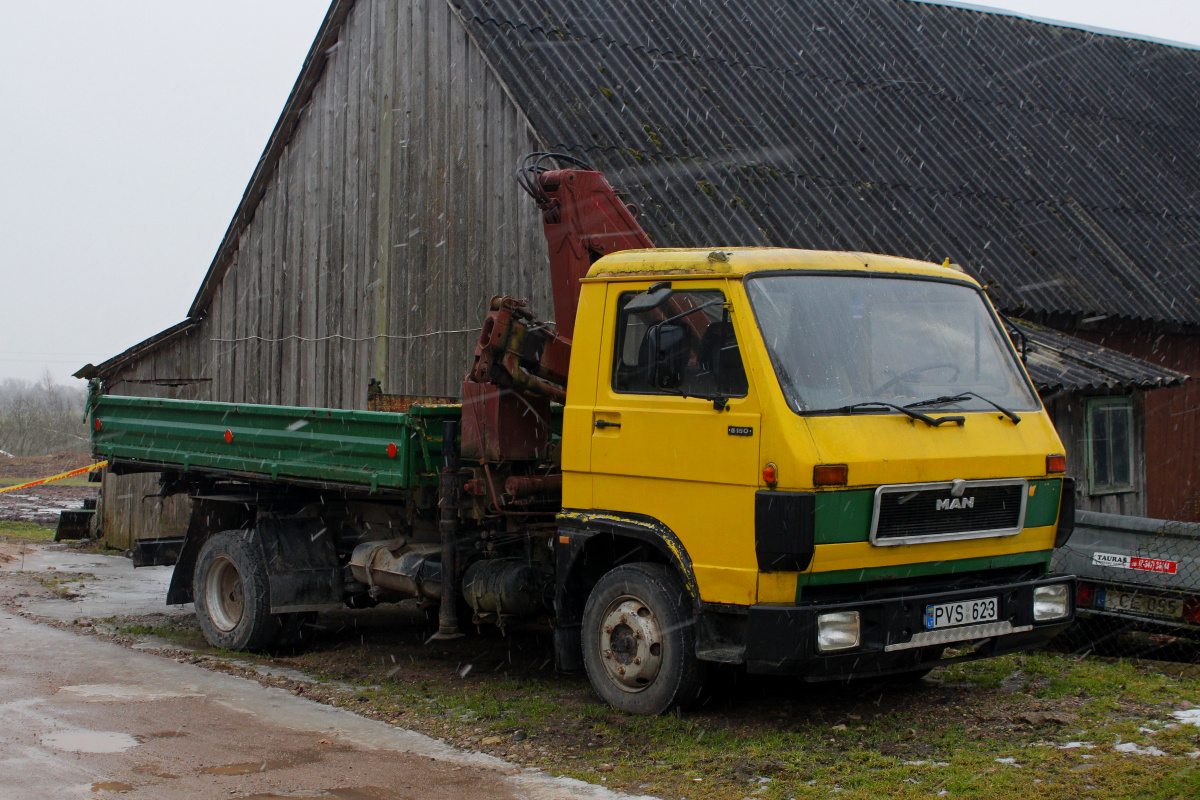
[0,450,94,481]
[0,450,99,526]
[0,484,96,525]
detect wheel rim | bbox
[597,594,664,693]
[205,556,245,632]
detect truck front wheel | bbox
[581,563,703,715]
[193,530,278,651]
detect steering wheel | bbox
[872,362,961,395]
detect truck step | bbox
[696,646,746,664]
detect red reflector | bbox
[386,443,398,458]
[762,463,777,486]
[94,419,102,431]
[814,464,848,486]
[1076,582,1093,608]
[1046,454,1067,474]
[224,430,234,444]
[1185,599,1200,625]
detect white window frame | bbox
[1085,396,1135,495]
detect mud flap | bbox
[256,519,343,613]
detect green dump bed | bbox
[90,395,458,492]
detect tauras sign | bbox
[1091,552,1178,574]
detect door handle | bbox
[594,419,622,429]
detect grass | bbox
[113,620,198,646]
[0,521,56,542]
[119,606,1198,800]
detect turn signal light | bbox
[814,464,848,486]
[1046,454,1066,474]
[762,463,778,486]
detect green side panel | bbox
[1024,479,1062,528]
[796,550,1053,599]
[92,395,460,491]
[814,489,874,544]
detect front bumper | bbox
[745,575,1075,679]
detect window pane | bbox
[612,290,747,398]
[1088,399,1134,492]
[1091,404,1111,488]
[1109,404,1132,487]
[746,275,1039,414]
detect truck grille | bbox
[871,480,1027,546]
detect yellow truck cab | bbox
[555,247,1075,713]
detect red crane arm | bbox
[461,154,656,463]
[529,162,656,340]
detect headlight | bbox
[1034,584,1070,621]
[817,611,861,652]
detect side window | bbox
[1086,397,1134,494]
[611,289,748,398]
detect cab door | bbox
[589,281,762,606]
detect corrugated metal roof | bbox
[1012,319,1187,393]
[451,0,1200,326]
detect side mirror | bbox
[624,281,674,314]
[643,322,688,390]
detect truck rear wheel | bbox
[193,530,278,651]
[581,562,703,715]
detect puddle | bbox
[42,730,141,753]
[58,683,204,702]
[91,781,135,793]
[133,763,179,779]
[201,752,320,776]
[242,791,405,800]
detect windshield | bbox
[746,274,1040,415]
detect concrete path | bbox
[0,546,651,800]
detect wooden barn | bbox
[78,0,1200,548]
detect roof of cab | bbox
[584,248,978,284]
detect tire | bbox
[193,530,279,651]
[581,562,703,715]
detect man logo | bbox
[936,497,975,511]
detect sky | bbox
[0,0,1196,386]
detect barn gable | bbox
[182,0,551,413]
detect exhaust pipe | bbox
[348,540,442,599]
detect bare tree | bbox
[0,374,89,456]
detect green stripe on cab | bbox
[814,489,874,544]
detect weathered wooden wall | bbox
[207,0,547,411]
[98,324,211,550]
[98,0,549,545]
[1046,391,1148,518]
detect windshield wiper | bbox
[906,392,1021,424]
[838,402,965,427]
